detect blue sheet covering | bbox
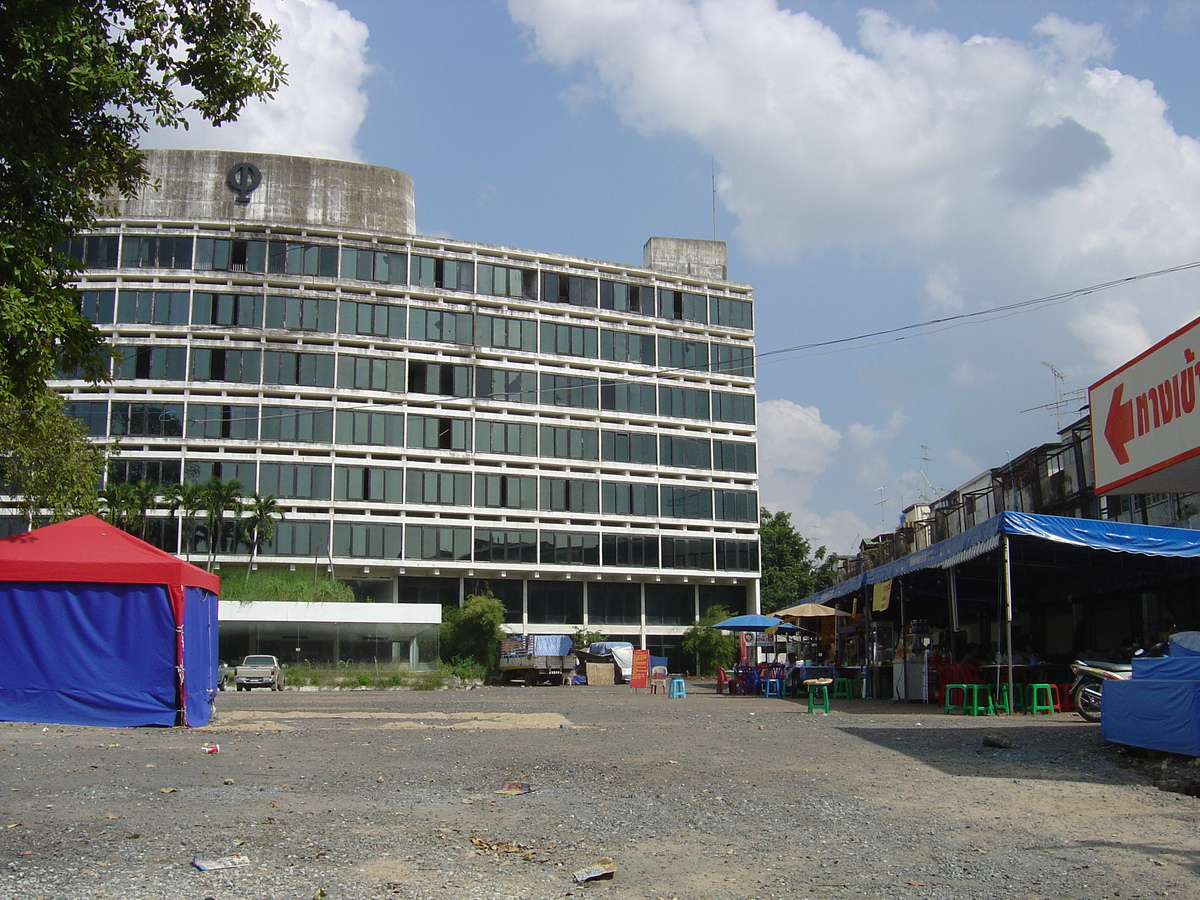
[1132,657,1200,680]
[589,641,633,655]
[531,634,574,657]
[0,582,177,727]
[1102,680,1200,756]
[1170,632,1200,656]
[797,511,1200,606]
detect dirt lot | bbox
[3,683,1200,900]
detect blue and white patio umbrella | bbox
[710,614,801,634]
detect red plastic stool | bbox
[1055,683,1073,711]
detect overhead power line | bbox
[754,259,1200,366]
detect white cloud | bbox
[756,399,869,552]
[509,0,1200,374]
[924,262,963,312]
[510,0,1200,544]
[142,0,369,161]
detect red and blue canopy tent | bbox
[0,515,220,727]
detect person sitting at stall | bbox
[995,647,1029,665]
[959,643,983,683]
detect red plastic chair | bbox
[715,667,730,694]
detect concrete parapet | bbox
[643,236,727,280]
[108,149,416,235]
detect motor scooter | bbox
[1068,660,1131,721]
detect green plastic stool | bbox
[943,683,969,714]
[996,682,1024,714]
[964,683,994,716]
[833,677,854,699]
[1027,683,1055,715]
[805,679,831,714]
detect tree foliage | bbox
[0,398,105,526]
[0,0,284,402]
[681,605,739,676]
[759,507,839,613]
[439,590,506,673]
[571,628,607,650]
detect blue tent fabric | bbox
[0,516,220,728]
[180,586,219,727]
[0,583,178,727]
[1132,657,1200,680]
[797,512,1200,606]
[1170,632,1200,656]
[1102,680,1200,756]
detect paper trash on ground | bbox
[192,854,250,871]
[572,857,617,883]
[493,782,534,795]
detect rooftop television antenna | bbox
[1022,361,1084,429]
[1043,361,1066,430]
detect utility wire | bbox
[755,259,1200,365]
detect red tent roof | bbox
[0,515,219,593]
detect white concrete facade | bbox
[49,150,760,668]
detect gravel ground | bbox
[3,682,1199,900]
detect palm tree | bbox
[159,481,185,554]
[128,480,159,541]
[200,477,244,572]
[98,482,135,532]
[241,493,284,583]
[176,482,206,560]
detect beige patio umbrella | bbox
[771,601,850,618]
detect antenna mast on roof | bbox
[1042,361,1066,431]
[711,156,717,241]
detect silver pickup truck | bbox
[234,654,285,691]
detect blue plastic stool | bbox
[668,677,687,699]
[763,678,781,698]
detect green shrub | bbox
[221,567,354,604]
[264,662,474,691]
[440,589,505,673]
[681,605,739,676]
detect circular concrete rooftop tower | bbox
[110,149,416,235]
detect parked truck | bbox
[498,635,576,685]
[233,654,285,691]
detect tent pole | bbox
[1003,532,1015,714]
[863,586,871,698]
[899,578,907,702]
[948,566,959,640]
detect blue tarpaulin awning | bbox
[798,511,1200,607]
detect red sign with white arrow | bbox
[1090,315,1200,495]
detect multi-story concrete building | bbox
[50,150,760,669]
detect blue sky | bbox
[146,0,1200,554]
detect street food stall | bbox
[783,512,1200,704]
